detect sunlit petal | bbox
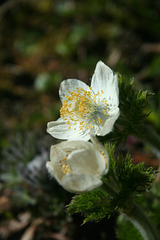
[47,61,119,140]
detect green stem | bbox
[122,203,159,240]
[102,182,159,240]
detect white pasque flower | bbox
[47,61,119,141]
[46,137,109,193]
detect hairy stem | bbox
[122,203,159,240]
[102,182,159,240]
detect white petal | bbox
[106,74,119,107]
[55,140,109,175]
[60,140,91,151]
[61,173,102,192]
[47,118,71,139]
[59,78,90,102]
[50,144,66,164]
[47,118,90,141]
[46,161,64,184]
[48,140,100,180]
[91,61,113,93]
[46,161,54,176]
[67,146,106,176]
[91,61,119,106]
[97,108,120,136]
[46,139,109,193]
[90,134,109,173]
[46,144,66,183]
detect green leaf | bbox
[67,188,110,223]
[67,144,156,224]
[98,75,154,145]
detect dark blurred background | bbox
[0,0,160,239]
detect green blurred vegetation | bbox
[0,0,160,139]
[0,0,160,239]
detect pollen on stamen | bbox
[60,85,110,131]
[61,164,71,174]
[101,151,108,166]
[59,157,67,163]
[103,109,109,116]
[96,118,103,124]
[103,100,108,105]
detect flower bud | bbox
[46,139,109,193]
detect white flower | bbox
[46,137,109,193]
[47,61,119,141]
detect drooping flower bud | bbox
[46,138,109,193]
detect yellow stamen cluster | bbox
[59,157,71,174]
[61,164,71,174]
[95,118,103,124]
[60,86,109,131]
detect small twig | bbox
[141,43,160,54]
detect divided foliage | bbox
[118,75,151,128]
[98,75,153,145]
[67,144,156,223]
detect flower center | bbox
[60,87,109,131]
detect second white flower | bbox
[46,138,109,193]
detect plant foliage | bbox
[116,215,143,240]
[98,76,153,145]
[67,144,156,224]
